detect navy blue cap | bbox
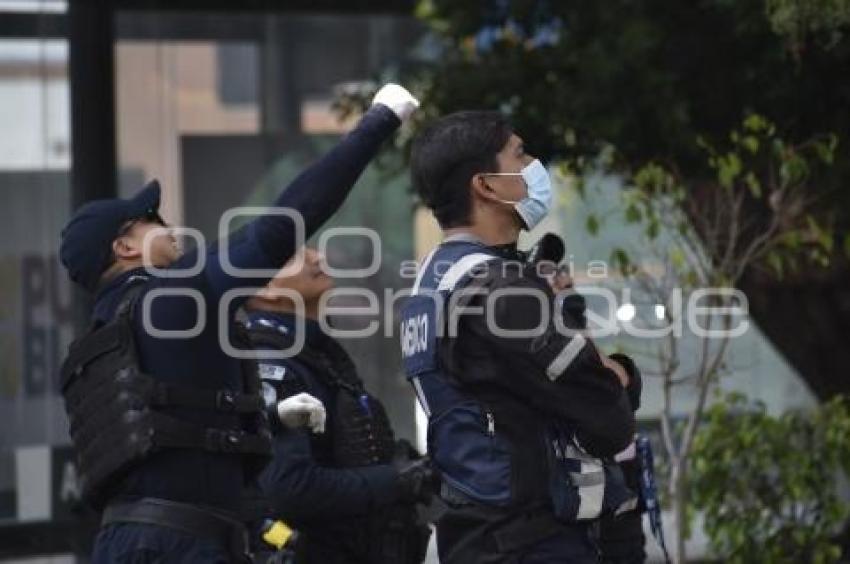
[60,180,162,292]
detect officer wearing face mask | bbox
[400,112,636,563]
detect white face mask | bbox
[484,159,553,230]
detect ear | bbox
[470,173,498,204]
[112,236,142,261]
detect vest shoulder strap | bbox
[412,242,503,296]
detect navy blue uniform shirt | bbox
[246,311,399,525]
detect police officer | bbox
[400,111,638,563]
[58,84,419,563]
[242,247,433,564]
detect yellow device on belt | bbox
[262,519,296,550]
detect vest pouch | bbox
[429,401,512,506]
[333,390,395,467]
[546,424,585,522]
[546,423,638,522]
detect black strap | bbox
[114,277,149,319]
[439,482,475,508]
[147,411,272,455]
[65,366,264,417]
[102,497,250,563]
[152,383,264,414]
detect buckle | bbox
[216,390,237,411]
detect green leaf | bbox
[610,247,632,274]
[586,214,600,236]
[781,229,802,250]
[718,152,743,189]
[625,204,642,223]
[744,172,762,198]
[813,133,839,165]
[634,162,668,193]
[647,218,660,240]
[772,138,786,158]
[414,0,436,19]
[766,251,784,278]
[564,128,577,147]
[814,139,835,164]
[843,233,850,259]
[819,231,834,254]
[779,151,810,188]
[670,246,686,270]
[742,135,760,154]
[743,113,770,133]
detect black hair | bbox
[411,111,513,228]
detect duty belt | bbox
[102,497,251,563]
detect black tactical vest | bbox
[245,324,395,467]
[60,281,272,508]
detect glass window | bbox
[0,37,72,523]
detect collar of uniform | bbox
[244,310,327,346]
[490,241,522,260]
[92,267,149,323]
[442,233,520,260]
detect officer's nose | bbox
[304,248,324,266]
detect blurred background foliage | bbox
[404,0,850,257]
[691,393,850,563]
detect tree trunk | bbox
[672,458,689,563]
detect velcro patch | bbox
[258,363,287,382]
[400,297,438,376]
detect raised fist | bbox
[277,392,326,433]
[372,83,420,121]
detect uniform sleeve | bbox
[257,355,401,521]
[140,106,400,334]
[163,105,401,304]
[259,431,400,522]
[453,275,635,458]
[557,289,643,412]
[609,352,642,412]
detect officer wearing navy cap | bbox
[58,84,419,563]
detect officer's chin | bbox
[167,247,183,263]
[150,253,180,270]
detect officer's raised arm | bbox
[194,84,418,300]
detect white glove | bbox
[371,83,419,121]
[614,440,637,462]
[276,392,326,434]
